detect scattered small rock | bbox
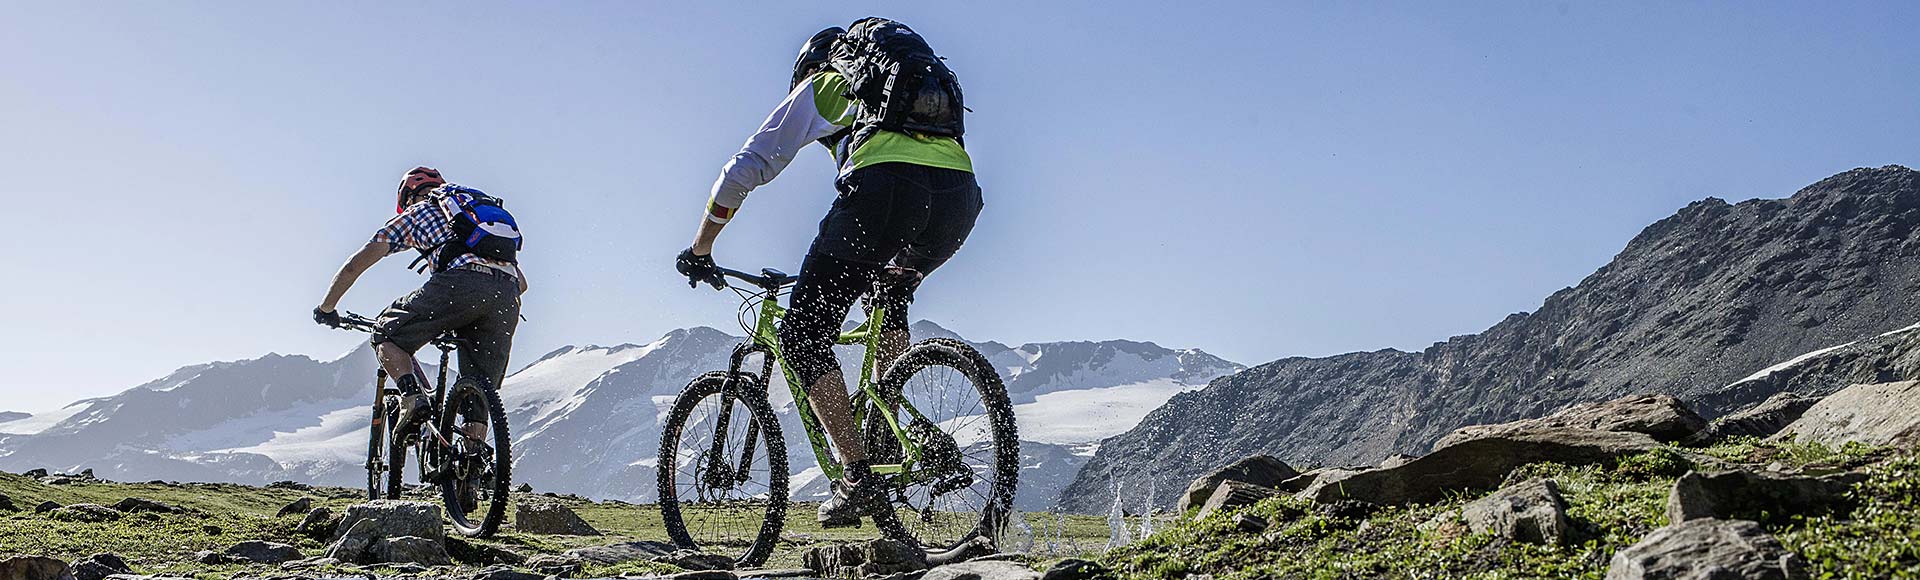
[0,492,15,512]
[921,560,1043,580]
[1606,518,1808,580]
[225,541,302,564]
[467,565,546,580]
[1195,480,1279,519]
[668,571,737,580]
[111,497,186,515]
[24,468,48,478]
[514,499,601,536]
[513,483,534,494]
[1667,469,1863,524]
[49,504,122,523]
[276,497,314,518]
[295,507,335,538]
[1041,559,1113,580]
[1232,513,1270,533]
[201,524,222,535]
[266,481,313,491]
[445,536,527,566]
[1378,454,1418,469]
[0,555,75,580]
[1462,478,1572,545]
[192,551,231,565]
[1177,455,1298,515]
[654,549,733,571]
[34,500,60,513]
[70,553,131,580]
[525,554,584,577]
[278,556,340,571]
[737,569,817,579]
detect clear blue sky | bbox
[3,2,1916,412]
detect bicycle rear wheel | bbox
[438,377,513,538]
[658,371,788,568]
[864,337,1020,552]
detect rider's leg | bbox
[782,252,882,466]
[452,267,524,447]
[372,271,491,427]
[880,165,984,374]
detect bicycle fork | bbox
[702,343,774,491]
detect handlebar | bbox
[711,266,796,291]
[328,310,463,348]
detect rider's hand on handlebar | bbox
[676,248,725,290]
[312,307,344,329]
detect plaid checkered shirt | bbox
[372,185,519,277]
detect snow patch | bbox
[217,405,372,465]
[1731,341,1858,386]
[0,402,93,435]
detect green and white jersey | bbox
[706,71,971,223]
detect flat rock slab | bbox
[1436,394,1705,449]
[922,560,1043,580]
[224,540,301,564]
[1176,455,1298,514]
[1772,381,1920,449]
[1462,478,1572,545]
[1304,427,1659,505]
[1606,519,1808,580]
[1667,470,1862,524]
[563,541,678,565]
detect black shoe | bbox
[817,475,886,528]
[395,394,432,433]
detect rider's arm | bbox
[317,242,389,312]
[704,74,853,224]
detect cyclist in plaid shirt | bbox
[313,166,526,437]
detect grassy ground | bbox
[0,472,1110,578]
[1100,439,1918,580]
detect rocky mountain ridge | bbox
[1064,165,1920,512]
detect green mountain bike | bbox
[657,266,1020,566]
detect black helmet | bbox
[792,26,845,89]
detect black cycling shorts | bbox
[779,162,983,390]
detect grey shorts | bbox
[372,266,522,391]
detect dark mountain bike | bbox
[656,266,1020,567]
[332,311,513,538]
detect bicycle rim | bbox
[658,372,788,567]
[870,338,1020,551]
[440,378,512,537]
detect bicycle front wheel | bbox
[865,337,1020,552]
[438,377,512,538]
[658,371,789,567]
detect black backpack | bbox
[411,186,523,273]
[828,18,965,147]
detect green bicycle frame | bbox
[738,292,943,484]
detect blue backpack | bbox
[417,186,522,272]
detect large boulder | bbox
[1667,470,1863,524]
[1176,455,1298,515]
[513,499,601,536]
[1303,427,1659,505]
[801,539,927,578]
[1194,480,1279,520]
[1437,394,1706,449]
[1685,392,1821,445]
[921,560,1043,580]
[1461,478,1572,545]
[331,501,444,543]
[0,556,76,580]
[1606,519,1808,580]
[1771,381,1920,449]
[324,502,450,566]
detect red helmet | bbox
[396,166,446,213]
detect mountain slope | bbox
[1062,165,1920,512]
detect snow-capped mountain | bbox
[0,321,1239,511]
